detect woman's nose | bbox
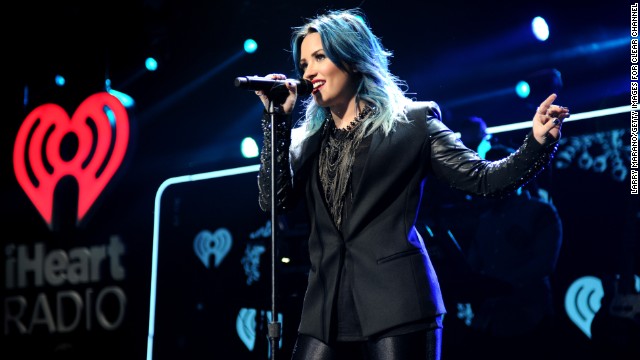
[303,66,315,80]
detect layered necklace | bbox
[319,105,374,229]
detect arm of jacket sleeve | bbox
[257,110,294,212]
[423,104,559,198]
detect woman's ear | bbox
[342,62,357,73]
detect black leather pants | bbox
[290,328,442,360]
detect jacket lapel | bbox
[344,129,384,237]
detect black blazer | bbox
[258,101,557,343]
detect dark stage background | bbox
[2,1,638,359]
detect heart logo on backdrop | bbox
[236,308,257,351]
[194,228,233,268]
[564,275,603,338]
[236,308,283,353]
[13,92,130,229]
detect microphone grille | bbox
[234,77,248,88]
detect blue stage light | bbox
[145,57,158,71]
[531,16,549,41]
[241,137,259,158]
[244,39,258,54]
[515,80,530,98]
[55,74,65,87]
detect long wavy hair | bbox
[291,8,412,140]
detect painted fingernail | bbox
[553,119,560,125]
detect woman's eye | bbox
[316,54,325,61]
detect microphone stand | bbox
[267,98,281,360]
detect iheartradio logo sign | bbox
[13,92,130,230]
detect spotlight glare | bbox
[515,81,530,98]
[244,39,258,54]
[145,57,158,71]
[477,136,492,159]
[241,137,259,158]
[532,16,549,41]
[55,75,65,87]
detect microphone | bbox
[234,76,313,96]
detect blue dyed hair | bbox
[291,8,411,139]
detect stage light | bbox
[55,74,65,87]
[485,105,630,134]
[477,136,492,159]
[244,39,258,54]
[515,80,530,98]
[531,16,549,41]
[145,57,158,71]
[241,137,259,158]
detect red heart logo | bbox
[13,92,129,229]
